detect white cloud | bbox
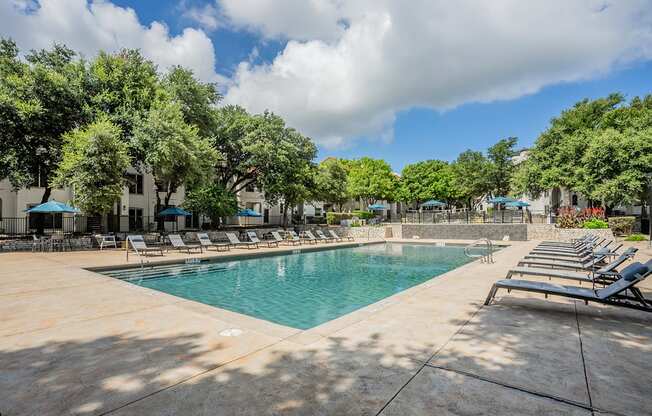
[222,0,652,148]
[0,0,225,83]
[181,2,221,32]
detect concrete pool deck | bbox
[1,239,651,415]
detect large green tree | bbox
[486,137,518,197]
[512,94,652,208]
[183,183,238,228]
[397,160,456,206]
[314,158,349,211]
[132,97,220,210]
[451,150,491,209]
[51,120,130,214]
[162,66,220,138]
[0,39,90,204]
[347,157,398,207]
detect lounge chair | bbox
[531,238,608,254]
[271,231,301,246]
[303,230,326,243]
[291,230,316,245]
[537,234,594,247]
[168,234,203,254]
[126,235,164,260]
[517,251,616,271]
[197,233,230,252]
[315,230,335,242]
[226,232,258,249]
[329,229,354,242]
[507,249,638,285]
[484,261,652,312]
[95,234,117,250]
[247,231,278,248]
[524,244,622,262]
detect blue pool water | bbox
[103,243,479,329]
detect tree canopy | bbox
[314,158,349,211]
[346,157,398,206]
[397,160,456,205]
[512,94,652,207]
[52,120,130,214]
[451,150,491,209]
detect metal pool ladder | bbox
[464,238,494,263]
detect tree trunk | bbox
[156,192,163,231]
[35,187,52,235]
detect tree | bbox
[314,158,349,211]
[0,39,90,206]
[252,114,318,225]
[347,158,398,207]
[451,150,491,209]
[162,66,220,138]
[51,120,130,214]
[183,184,238,228]
[397,160,456,206]
[486,137,518,197]
[88,49,159,156]
[132,97,220,211]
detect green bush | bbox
[326,212,353,225]
[608,216,636,236]
[583,218,609,229]
[352,210,375,220]
[624,234,647,241]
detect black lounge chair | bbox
[485,260,652,312]
[530,238,609,255]
[524,244,622,261]
[507,249,638,285]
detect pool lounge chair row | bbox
[126,229,355,259]
[484,238,652,313]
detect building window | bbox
[245,183,257,192]
[314,207,322,216]
[572,194,578,206]
[126,174,143,194]
[154,180,176,194]
[129,208,143,230]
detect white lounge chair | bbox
[315,230,335,242]
[271,231,301,246]
[226,232,258,249]
[197,233,230,251]
[95,234,117,250]
[329,229,354,242]
[302,230,324,243]
[247,231,278,248]
[126,235,164,260]
[291,230,316,245]
[168,234,202,254]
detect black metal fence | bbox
[392,209,555,224]
[0,213,328,236]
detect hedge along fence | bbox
[326,211,376,225]
[608,216,636,236]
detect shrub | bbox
[326,212,353,225]
[624,233,647,241]
[352,210,375,220]
[556,207,581,228]
[608,216,636,236]
[583,218,609,229]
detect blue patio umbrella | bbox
[237,208,262,217]
[421,199,446,208]
[367,203,388,210]
[26,200,80,234]
[26,200,80,213]
[488,196,516,204]
[505,201,530,208]
[158,207,192,217]
[158,207,191,232]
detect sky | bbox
[2,0,652,171]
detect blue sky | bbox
[4,1,652,172]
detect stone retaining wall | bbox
[526,224,614,241]
[401,223,527,241]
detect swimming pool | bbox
[102,243,481,330]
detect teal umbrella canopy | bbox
[26,200,80,213]
[505,201,530,207]
[158,207,192,216]
[237,208,262,217]
[421,199,446,207]
[488,196,516,204]
[368,204,388,210]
